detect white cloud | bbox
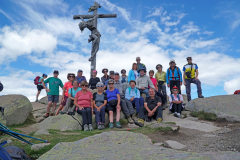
[0,9,15,22]
[224,77,240,94]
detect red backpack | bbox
[34,76,41,85]
[234,90,240,95]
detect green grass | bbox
[130,125,173,134]
[190,111,217,121]
[164,122,176,125]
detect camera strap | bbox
[70,114,82,130]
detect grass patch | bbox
[152,140,156,144]
[130,125,173,135]
[119,119,128,125]
[182,113,187,118]
[190,111,217,121]
[164,122,176,125]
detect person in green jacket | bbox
[42,70,63,117]
[155,64,167,102]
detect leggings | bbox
[77,107,92,126]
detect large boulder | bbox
[0,95,32,126]
[39,131,240,160]
[33,111,126,131]
[39,95,62,105]
[185,95,240,122]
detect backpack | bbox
[168,67,180,80]
[0,141,12,160]
[0,82,3,92]
[4,145,29,160]
[34,76,41,85]
[128,87,138,96]
[171,94,180,101]
[234,90,240,95]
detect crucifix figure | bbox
[73,2,117,75]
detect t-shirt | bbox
[75,90,93,108]
[121,77,126,83]
[145,96,162,110]
[44,77,63,95]
[64,82,73,97]
[106,88,120,102]
[68,87,82,97]
[38,77,43,86]
[183,63,198,79]
[149,77,157,89]
[93,92,107,107]
[89,77,100,89]
[134,70,138,79]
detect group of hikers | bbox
[35,56,204,131]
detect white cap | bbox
[170,59,175,63]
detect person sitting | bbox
[60,79,81,114]
[74,81,94,131]
[89,70,100,91]
[155,64,167,104]
[120,69,128,95]
[128,63,139,83]
[55,73,75,116]
[105,79,122,128]
[101,68,109,88]
[103,70,115,90]
[136,68,155,97]
[125,80,144,118]
[76,69,87,84]
[169,86,184,118]
[36,74,48,102]
[114,72,137,124]
[93,82,107,130]
[135,88,163,127]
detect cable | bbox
[70,115,82,130]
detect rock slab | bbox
[31,143,50,151]
[0,95,33,126]
[164,140,187,150]
[39,131,240,160]
[185,95,240,122]
[34,129,50,136]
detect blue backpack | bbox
[0,141,12,160]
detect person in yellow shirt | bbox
[155,64,167,103]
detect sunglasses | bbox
[69,76,74,78]
[136,59,140,61]
[97,85,103,87]
[172,89,178,91]
[82,85,88,87]
[121,71,126,73]
[108,83,114,85]
[170,62,175,64]
[187,58,191,60]
[104,70,108,73]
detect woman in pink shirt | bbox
[149,70,158,92]
[74,81,94,131]
[169,86,184,118]
[55,73,75,116]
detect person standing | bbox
[76,69,87,84]
[149,70,158,92]
[128,63,139,83]
[136,57,146,72]
[36,74,48,102]
[42,70,63,117]
[166,59,183,94]
[119,69,128,95]
[89,70,100,91]
[103,71,115,90]
[155,64,167,102]
[101,68,109,87]
[183,57,204,101]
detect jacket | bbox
[125,87,140,100]
[128,69,139,83]
[136,75,155,89]
[166,67,183,84]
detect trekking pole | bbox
[0,129,33,145]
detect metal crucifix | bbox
[73,2,117,75]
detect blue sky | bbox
[0,0,240,101]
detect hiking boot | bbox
[97,123,102,130]
[198,95,204,98]
[115,121,122,128]
[88,124,94,131]
[157,118,162,123]
[109,122,114,129]
[59,111,65,115]
[84,124,89,131]
[134,119,144,127]
[132,113,138,122]
[127,115,134,124]
[177,113,181,118]
[43,113,49,118]
[50,113,54,116]
[101,122,105,129]
[35,99,38,102]
[174,112,178,117]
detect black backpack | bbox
[4,146,29,160]
[0,82,3,92]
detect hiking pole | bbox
[0,129,33,145]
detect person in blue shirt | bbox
[128,63,139,83]
[60,79,82,114]
[36,74,48,102]
[105,79,122,129]
[119,69,129,95]
[125,80,144,118]
[76,69,87,84]
[166,59,183,94]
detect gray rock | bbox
[154,142,163,146]
[185,95,240,122]
[31,143,50,151]
[33,113,42,118]
[164,140,187,150]
[0,95,33,126]
[39,131,240,160]
[36,117,45,123]
[185,117,199,121]
[34,129,50,136]
[149,122,180,131]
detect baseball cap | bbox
[78,69,83,72]
[110,71,114,75]
[53,70,59,74]
[114,72,119,75]
[186,57,192,59]
[170,59,175,63]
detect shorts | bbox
[37,85,44,91]
[60,95,68,106]
[48,95,59,103]
[107,99,118,112]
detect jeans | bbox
[185,78,202,101]
[139,106,163,120]
[120,98,135,116]
[158,84,167,102]
[77,107,92,126]
[170,80,181,94]
[131,97,144,113]
[139,88,149,97]
[62,98,76,113]
[170,103,182,114]
[94,106,106,123]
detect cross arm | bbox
[73,14,117,20]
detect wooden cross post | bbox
[73,2,117,76]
